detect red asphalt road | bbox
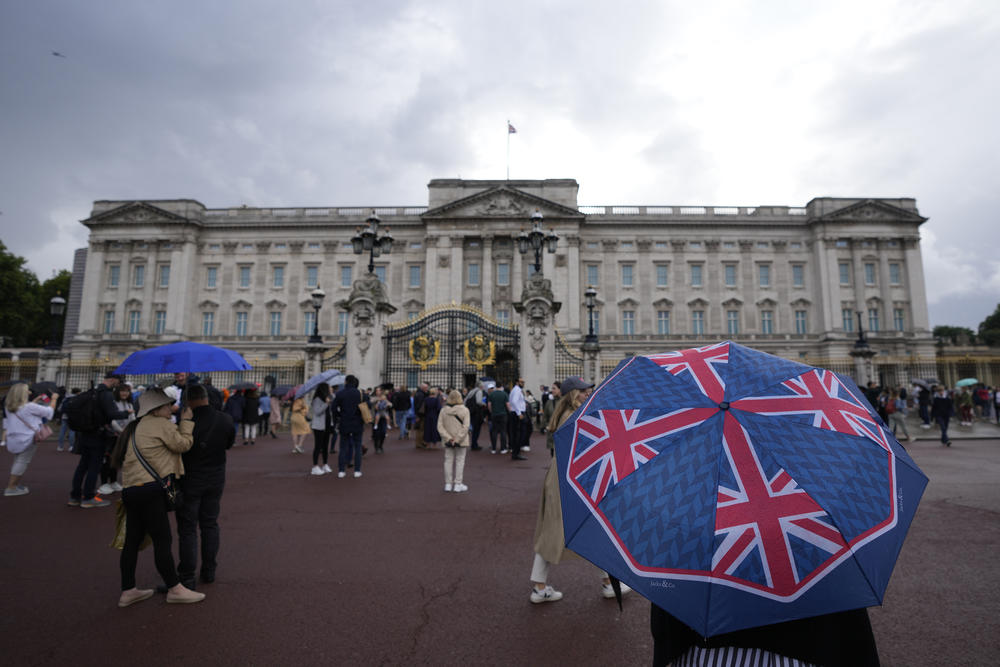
[1,429,998,666]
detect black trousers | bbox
[120,482,178,590]
[470,409,484,447]
[312,428,331,465]
[490,413,508,451]
[71,434,106,500]
[510,414,530,457]
[177,470,225,582]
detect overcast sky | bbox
[2,0,997,329]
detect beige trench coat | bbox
[532,410,578,564]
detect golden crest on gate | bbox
[408,335,440,370]
[463,334,495,371]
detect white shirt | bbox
[5,402,54,454]
[508,384,526,416]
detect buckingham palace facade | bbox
[62,178,936,388]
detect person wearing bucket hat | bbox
[527,376,631,604]
[116,387,204,607]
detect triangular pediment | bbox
[83,201,196,227]
[422,185,584,220]
[817,199,926,224]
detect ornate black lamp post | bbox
[584,286,598,345]
[308,286,326,344]
[351,210,394,275]
[46,292,66,350]
[516,209,558,273]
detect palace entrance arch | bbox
[382,305,519,389]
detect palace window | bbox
[158,264,170,288]
[238,266,251,288]
[586,264,599,286]
[303,311,315,336]
[374,266,386,283]
[621,264,634,287]
[842,309,854,332]
[154,310,166,335]
[761,310,774,334]
[206,266,217,288]
[338,312,349,335]
[655,264,669,287]
[656,311,670,335]
[864,263,877,285]
[690,264,703,287]
[235,311,248,337]
[838,262,850,286]
[133,265,145,288]
[792,264,805,287]
[589,309,600,335]
[727,310,740,335]
[894,308,905,331]
[409,265,422,288]
[889,262,901,285]
[341,265,353,288]
[272,265,285,288]
[108,265,120,288]
[868,308,880,332]
[724,264,737,287]
[269,311,282,336]
[202,312,215,336]
[468,262,480,286]
[795,310,807,334]
[103,310,115,334]
[622,310,635,335]
[758,264,771,288]
[128,310,141,334]
[306,265,318,288]
[691,310,705,335]
[497,309,510,325]
[496,263,510,286]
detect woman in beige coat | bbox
[529,376,631,604]
[117,387,204,607]
[437,390,470,492]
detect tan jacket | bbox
[437,404,471,447]
[122,415,194,488]
[533,407,579,564]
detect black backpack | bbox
[65,387,104,432]
[464,389,482,414]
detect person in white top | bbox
[5,383,57,497]
[507,377,530,460]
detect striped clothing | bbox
[674,645,815,667]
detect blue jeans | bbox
[395,410,409,438]
[338,431,362,473]
[58,421,76,449]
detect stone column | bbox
[78,240,106,335]
[565,236,581,331]
[37,348,65,383]
[514,273,561,397]
[304,343,326,381]
[581,339,601,386]
[166,236,197,338]
[424,236,439,308]
[481,236,494,315]
[337,272,397,388]
[450,240,463,303]
[903,238,930,334]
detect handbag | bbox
[359,401,374,425]
[130,429,184,511]
[14,411,53,444]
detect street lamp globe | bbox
[310,286,326,310]
[50,293,67,317]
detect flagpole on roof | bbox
[506,120,517,180]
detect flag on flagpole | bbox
[508,121,517,134]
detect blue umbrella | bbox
[295,369,346,398]
[555,341,927,637]
[113,341,252,374]
[955,377,979,387]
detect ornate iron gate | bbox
[383,304,519,389]
[554,329,584,381]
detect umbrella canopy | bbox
[295,369,346,398]
[113,341,252,375]
[272,384,295,398]
[555,340,928,637]
[30,381,59,395]
[909,379,929,389]
[955,377,979,387]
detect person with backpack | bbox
[464,382,486,451]
[56,388,81,452]
[67,372,130,508]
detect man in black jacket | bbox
[413,382,428,449]
[176,383,235,589]
[391,385,411,439]
[68,372,129,508]
[333,375,365,478]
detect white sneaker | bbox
[97,483,115,495]
[111,482,123,492]
[601,582,633,598]
[310,466,324,476]
[322,464,333,474]
[353,471,362,478]
[337,471,346,478]
[444,483,453,492]
[453,483,468,493]
[530,585,563,604]
[522,446,530,452]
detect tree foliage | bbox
[0,241,69,347]
[978,303,1000,347]
[932,325,976,345]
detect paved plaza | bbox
[2,423,998,666]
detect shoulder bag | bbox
[15,410,53,444]
[130,428,183,511]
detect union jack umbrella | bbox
[555,341,927,636]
